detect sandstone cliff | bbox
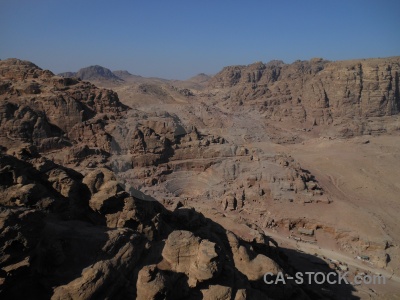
[209,57,400,128]
[0,59,128,163]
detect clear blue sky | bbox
[1,0,399,79]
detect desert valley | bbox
[1,56,400,299]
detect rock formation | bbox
[0,59,128,165]
[209,57,400,135]
[1,56,400,299]
[0,147,313,299]
[0,58,314,299]
[59,65,123,82]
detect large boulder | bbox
[161,230,221,287]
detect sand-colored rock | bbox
[1,57,400,299]
[161,230,221,287]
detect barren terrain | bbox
[1,57,400,299]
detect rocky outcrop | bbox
[107,110,233,196]
[160,230,221,287]
[209,57,400,128]
[227,231,281,281]
[0,59,128,161]
[0,147,312,299]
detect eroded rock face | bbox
[0,147,312,299]
[209,57,400,129]
[136,265,170,300]
[161,230,221,287]
[116,113,229,168]
[2,57,398,299]
[0,149,89,217]
[227,231,281,281]
[0,58,128,160]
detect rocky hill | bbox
[188,73,211,83]
[59,65,123,82]
[0,59,127,162]
[113,70,137,80]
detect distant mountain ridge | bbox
[187,73,211,83]
[59,65,211,85]
[112,70,137,80]
[59,65,122,81]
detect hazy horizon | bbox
[1,0,399,80]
